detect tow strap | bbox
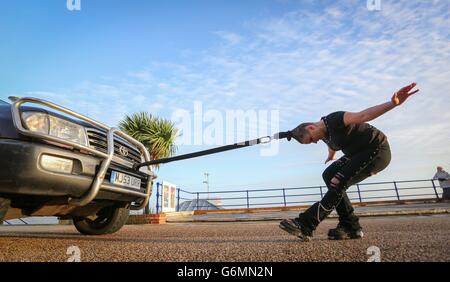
[134,131,291,169]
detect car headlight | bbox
[22,111,88,146]
[22,112,49,134]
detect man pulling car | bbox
[278,83,420,241]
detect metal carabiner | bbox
[258,136,272,144]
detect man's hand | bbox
[325,155,337,164]
[391,82,419,106]
[325,148,337,164]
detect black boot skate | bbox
[328,223,364,240]
[279,218,312,242]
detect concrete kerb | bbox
[167,199,450,223]
[191,198,440,215]
[166,208,450,223]
[124,199,449,224]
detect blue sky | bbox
[1,0,449,205]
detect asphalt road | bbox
[0,215,449,262]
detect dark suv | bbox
[0,97,155,235]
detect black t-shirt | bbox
[322,111,387,156]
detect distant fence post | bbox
[319,186,323,198]
[431,180,440,200]
[246,190,250,209]
[393,181,400,201]
[282,189,287,207]
[176,188,180,212]
[356,184,362,203]
[156,182,160,214]
[196,192,200,210]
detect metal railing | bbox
[1,218,28,225]
[10,97,155,210]
[155,179,444,213]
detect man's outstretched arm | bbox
[343,82,419,125]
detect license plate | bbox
[110,171,142,190]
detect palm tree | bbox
[119,112,178,214]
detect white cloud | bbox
[128,70,153,82]
[20,0,450,186]
[142,0,449,183]
[214,31,243,45]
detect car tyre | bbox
[0,197,11,224]
[73,205,130,235]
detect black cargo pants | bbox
[299,141,391,233]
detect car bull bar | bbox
[9,97,154,210]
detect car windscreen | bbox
[0,100,8,104]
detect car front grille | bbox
[86,128,142,164]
